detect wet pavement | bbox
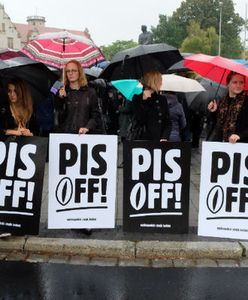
[0,260,248,300]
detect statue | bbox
[138,25,153,45]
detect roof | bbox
[14,23,92,44]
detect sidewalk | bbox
[1,142,248,263]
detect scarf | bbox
[216,92,245,141]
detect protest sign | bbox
[198,141,248,239]
[0,136,47,235]
[48,134,117,229]
[123,141,191,233]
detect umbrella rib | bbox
[214,69,227,100]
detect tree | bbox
[151,15,184,48]
[180,21,219,55]
[153,0,244,57]
[100,40,138,61]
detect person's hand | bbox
[59,86,67,98]
[5,128,22,136]
[208,100,217,112]
[19,128,33,136]
[228,134,240,144]
[78,127,89,134]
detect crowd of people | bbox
[1,59,247,150]
[1,58,248,237]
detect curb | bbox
[0,236,246,260]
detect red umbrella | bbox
[184,53,248,90]
[21,31,105,69]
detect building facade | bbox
[0,4,21,49]
[0,4,92,50]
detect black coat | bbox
[132,92,171,141]
[0,104,38,140]
[55,86,100,134]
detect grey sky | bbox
[0,0,247,46]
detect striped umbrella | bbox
[21,31,105,69]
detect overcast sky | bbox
[1,0,247,46]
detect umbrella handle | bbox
[213,69,227,101]
[62,38,65,52]
[120,55,129,78]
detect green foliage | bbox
[180,21,219,55]
[153,0,244,57]
[100,40,138,61]
[151,15,184,48]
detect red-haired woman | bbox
[56,59,99,134]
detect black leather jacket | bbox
[55,86,100,134]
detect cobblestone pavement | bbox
[2,250,248,268]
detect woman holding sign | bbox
[0,78,37,140]
[131,71,171,142]
[207,71,248,143]
[56,59,99,236]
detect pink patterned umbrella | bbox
[21,31,105,69]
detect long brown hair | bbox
[7,78,33,127]
[63,59,88,88]
[140,70,162,93]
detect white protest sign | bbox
[198,141,248,240]
[48,134,117,229]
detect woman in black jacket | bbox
[55,59,99,134]
[132,70,171,141]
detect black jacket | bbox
[0,104,38,141]
[132,92,171,141]
[55,86,100,134]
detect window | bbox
[2,23,5,32]
[8,37,13,49]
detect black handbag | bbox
[126,119,146,140]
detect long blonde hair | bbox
[140,70,162,93]
[8,79,33,127]
[63,59,88,88]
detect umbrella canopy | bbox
[0,49,58,98]
[161,74,206,93]
[186,78,227,113]
[184,54,248,89]
[166,52,192,74]
[100,43,183,80]
[21,30,105,69]
[84,66,103,79]
[111,79,142,100]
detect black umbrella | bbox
[0,49,58,98]
[166,53,192,74]
[187,78,227,113]
[100,43,183,80]
[84,66,103,79]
